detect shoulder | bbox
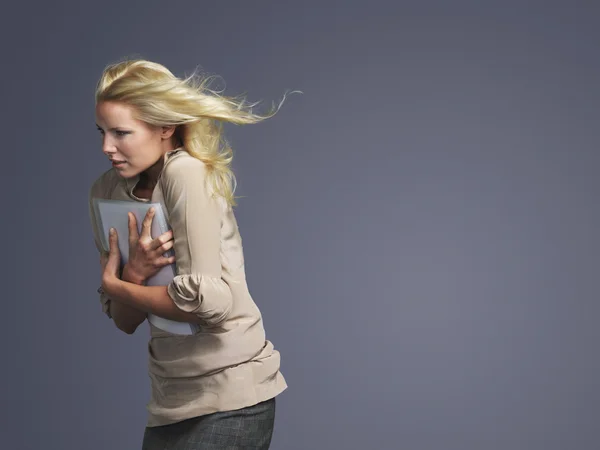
[160,150,227,210]
[161,150,210,192]
[89,168,121,199]
[162,150,208,178]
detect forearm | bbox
[109,266,147,333]
[106,276,202,324]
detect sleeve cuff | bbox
[97,286,112,319]
[167,274,233,326]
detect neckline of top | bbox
[125,146,185,202]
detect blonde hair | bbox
[95,58,297,207]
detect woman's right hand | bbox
[125,207,176,283]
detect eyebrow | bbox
[95,123,129,131]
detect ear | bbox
[160,125,177,140]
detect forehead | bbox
[95,101,139,125]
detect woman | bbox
[88,59,291,449]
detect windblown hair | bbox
[95,58,296,207]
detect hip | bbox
[142,398,276,450]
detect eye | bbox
[96,126,105,135]
[115,130,129,137]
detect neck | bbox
[140,158,164,189]
[139,142,180,188]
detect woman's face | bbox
[95,101,169,178]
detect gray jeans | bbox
[141,398,276,450]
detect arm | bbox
[103,157,233,327]
[89,181,146,334]
[162,157,234,326]
[104,277,203,324]
[108,265,147,334]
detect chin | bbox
[113,169,131,179]
[113,166,137,178]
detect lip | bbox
[111,160,126,167]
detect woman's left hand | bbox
[100,228,122,294]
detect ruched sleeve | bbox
[161,156,233,327]
[88,178,113,319]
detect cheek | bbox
[119,134,161,166]
[119,138,144,161]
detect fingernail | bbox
[150,207,155,213]
[109,228,115,235]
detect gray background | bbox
[1,1,599,449]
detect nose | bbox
[102,136,116,157]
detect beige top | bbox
[88,148,287,427]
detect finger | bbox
[155,239,174,254]
[141,207,155,239]
[157,255,176,266]
[108,228,120,256]
[160,229,174,241]
[127,212,139,243]
[149,230,174,251]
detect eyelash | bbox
[96,127,129,137]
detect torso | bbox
[91,149,287,427]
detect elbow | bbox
[196,294,233,327]
[118,325,136,335]
[101,294,144,335]
[112,308,144,334]
[168,275,234,327]
[114,318,140,335]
